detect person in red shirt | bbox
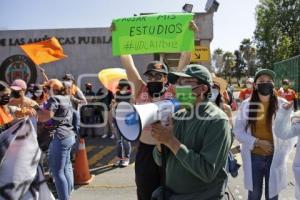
[277,79,297,110]
[239,77,254,101]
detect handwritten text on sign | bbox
[112,13,194,56]
[191,46,211,62]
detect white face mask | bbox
[209,88,220,102]
[34,91,43,97]
[246,83,253,89]
[119,90,128,95]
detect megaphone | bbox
[114,99,180,141]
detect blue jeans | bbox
[72,110,80,154]
[117,135,131,159]
[73,109,80,135]
[113,120,131,159]
[49,135,75,200]
[248,153,278,200]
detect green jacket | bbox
[153,101,232,199]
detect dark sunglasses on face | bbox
[0,94,10,99]
[178,79,201,86]
[144,73,164,81]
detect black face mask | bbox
[257,83,274,96]
[147,82,166,97]
[11,90,21,98]
[115,91,131,102]
[0,95,10,105]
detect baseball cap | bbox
[169,64,213,86]
[10,79,27,91]
[143,61,168,75]
[246,77,254,83]
[254,69,276,82]
[282,79,290,85]
[0,81,9,92]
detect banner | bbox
[191,46,211,62]
[20,37,67,65]
[112,13,194,56]
[0,118,54,200]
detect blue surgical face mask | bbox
[209,88,219,102]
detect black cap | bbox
[118,79,131,89]
[0,81,9,92]
[62,73,75,81]
[143,61,168,75]
[33,84,43,91]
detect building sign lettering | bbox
[0,35,112,47]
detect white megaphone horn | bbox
[114,99,180,141]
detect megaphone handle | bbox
[160,144,167,200]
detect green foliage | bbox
[239,38,257,76]
[254,0,300,69]
[223,51,236,77]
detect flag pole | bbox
[37,65,49,82]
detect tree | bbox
[234,50,245,87]
[212,48,224,73]
[222,51,236,83]
[239,38,257,76]
[254,0,300,69]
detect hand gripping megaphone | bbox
[114,99,180,141]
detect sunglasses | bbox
[144,72,164,81]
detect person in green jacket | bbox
[151,64,232,200]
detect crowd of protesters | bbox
[0,22,299,200]
[0,65,299,199]
[0,74,132,200]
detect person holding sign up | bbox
[112,16,198,200]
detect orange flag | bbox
[20,37,67,65]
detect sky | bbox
[0,0,259,52]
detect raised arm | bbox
[176,20,198,72]
[177,52,192,72]
[120,55,145,98]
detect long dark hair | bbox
[245,88,278,133]
[215,93,223,107]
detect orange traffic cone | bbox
[74,138,94,185]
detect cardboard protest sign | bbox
[112,13,194,56]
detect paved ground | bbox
[63,134,297,200]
